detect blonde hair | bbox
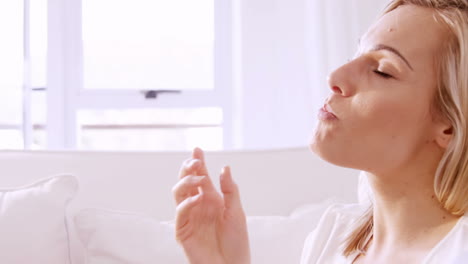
[343,0,468,257]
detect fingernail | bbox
[221,166,230,175]
[191,160,200,168]
[194,176,206,182]
[194,147,202,154]
[191,193,202,202]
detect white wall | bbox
[235,0,389,149]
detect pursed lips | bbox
[323,104,338,119]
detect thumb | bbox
[220,166,244,212]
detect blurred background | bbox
[0,0,388,151]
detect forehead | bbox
[361,4,447,71]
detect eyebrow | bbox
[370,44,414,71]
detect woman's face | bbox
[310,4,449,175]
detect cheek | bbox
[352,96,432,165]
[355,96,428,149]
[309,95,431,171]
[362,100,407,133]
[365,96,429,133]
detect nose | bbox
[330,85,343,95]
[327,61,356,97]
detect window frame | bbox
[47,0,234,150]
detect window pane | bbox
[0,2,23,89]
[80,127,222,151]
[0,90,22,127]
[82,0,214,90]
[29,0,48,150]
[0,1,23,149]
[0,130,23,149]
[30,0,47,88]
[77,108,223,151]
[31,90,47,149]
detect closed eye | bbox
[373,70,393,79]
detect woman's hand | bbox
[172,148,251,264]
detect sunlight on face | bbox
[310,4,448,175]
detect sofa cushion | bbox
[0,174,78,263]
[74,199,333,264]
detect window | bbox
[4,0,234,151]
[77,108,223,151]
[0,1,22,149]
[0,1,47,150]
[82,0,215,91]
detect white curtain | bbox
[306,0,389,102]
[234,0,389,150]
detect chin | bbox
[309,138,363,170]
[309,125,360,169]
[309,137,336,163]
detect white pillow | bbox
[248,200,333,263]
[0,174,78,264]
[74,199,333,264]
[75,209,186,264]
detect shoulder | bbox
[316,203,366,233]
[426,215,468,263]
[300,203,367,264]
[451,216,468,262]
[312,203,364,231]
[447,215,468,247]
[458,214,468,229]
[323,203,366,219]
[450,215,468,247]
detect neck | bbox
[366,163,460,254]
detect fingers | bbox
[177,148,209,179]
[192,147,210,177]
[174,148,227,209]
[175,192,203,241]
[177,158,204,199]
[178,158,201,179]
[220,166,244,212]
[172,175,206,205]
[178,148,217,193]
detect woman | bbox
[172,0,468,263]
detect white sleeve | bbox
[300,203,363,264]
[300,205,340,264]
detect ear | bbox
[434,121,453,149]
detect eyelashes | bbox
[346,57,395,79]
[373,70,393,79]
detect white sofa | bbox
[0,147,359,263]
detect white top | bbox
[300,204,468,264]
